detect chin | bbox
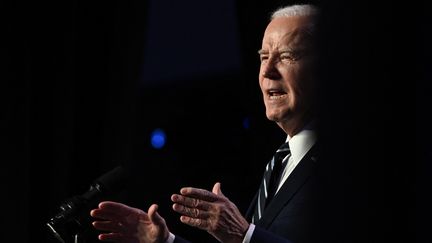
[266,108,293,123]
[266,112,283,122]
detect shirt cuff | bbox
[165,232,175,243]
[242,223,256,243]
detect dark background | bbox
[1,0,429,242]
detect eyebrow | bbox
[257,48,294,55]
[257,49,267,55]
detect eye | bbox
[280,52,296,61]
[259,54,269,62]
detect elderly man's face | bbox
[259,16,316,131]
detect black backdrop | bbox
[2,0,429,242]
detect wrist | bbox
[162,229,170,242]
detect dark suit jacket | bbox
[245,144,327,243]
[175,144,333,243]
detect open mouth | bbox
[268,89,287,100]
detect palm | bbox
[135,213,164,243]
[91,201,168,243]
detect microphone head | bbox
[47,165,130,243]
[94,165,129,193]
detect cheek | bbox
[282,67,305,95]
[258,76,265,91]
[258,67,264,79]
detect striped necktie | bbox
[253,142,290,223]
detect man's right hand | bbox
[90,201,170,243]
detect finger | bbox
[98,232,122,241]
[90,209,136,222]
[91,201,147,221]
[179,187,219,202]
[98,233,135,242]
[92,221,123,232]
[90,208,126,221]
[212,182,225,197]
[148,204,165,226]
[98,201,144,216]
[180,216,208,230]
[171,194,212,210]
[172,203,210,219]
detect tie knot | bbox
[272,142,290,167]
[276,142,290,154]
[274,142,290,165]
[276,142,289,152]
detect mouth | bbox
[267,89,287,100]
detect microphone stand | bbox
[74,232,85,243]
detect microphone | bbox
[46,166,129,243]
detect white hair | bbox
[271,4,319,20]
[270,4,319,36]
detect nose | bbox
[261,57,280,79]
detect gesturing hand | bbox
[90,201,169,243]
[171,182,249,243]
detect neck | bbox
[277,112,315,137]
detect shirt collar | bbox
[286,129,317,165]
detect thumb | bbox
[148,204,165,226]
[212,182,225,197]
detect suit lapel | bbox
[256,144,319,228]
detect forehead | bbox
[261,16,314,50]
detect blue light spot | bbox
[243,117,250,129]
[151,129,166,149]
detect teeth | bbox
[269,94,287,100]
